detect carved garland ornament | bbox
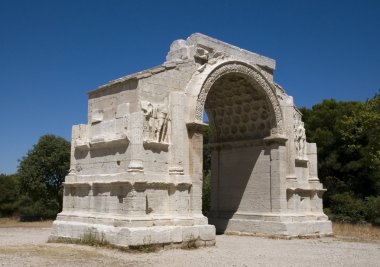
[195,62,283,134]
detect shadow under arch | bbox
[189,62,284,234]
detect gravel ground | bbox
[0,227,379,267]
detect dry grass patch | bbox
[0,245,139,266]
[333,223,380,241]
[0,217,53,228]
[0,244,99,258]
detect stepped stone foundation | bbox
[50,33,332,247]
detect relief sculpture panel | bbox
[294,123,306,159]
[141,100,170,145]
[294,111,307,159]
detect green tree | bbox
[17,135,70,219]
[300,91,380,223]
[337,94,380,198]
[0,174,19,217]
[300,99,362,205]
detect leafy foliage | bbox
[326,192,368,223]
[202,127,212,215]
[203,126,212,174]
[16,134,70,219]
[202,172,211,216]
[0,174,19,217]
[366,196,380,225]
[300,91,380,223]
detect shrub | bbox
[202,172,211,215]
[366,196,380,225]
[329,192,368,223]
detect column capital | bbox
[186,121,209,134]
[264,134,288,145]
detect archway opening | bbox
[201,72,275,233]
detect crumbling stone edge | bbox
[48,234,216,253]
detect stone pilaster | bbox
[307,142,319,181]
[68,126,77,177]
[128,111,144,172]
[169,92,185,175]
[264,135,288,213]
[282,97,297,184]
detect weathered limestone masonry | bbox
[50,33,332,247]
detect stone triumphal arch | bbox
[51,33,332,247]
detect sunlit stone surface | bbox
[50,33,332,247]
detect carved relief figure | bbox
[295,123,306,158]
[141,100,169,144]
[141,101,155,140]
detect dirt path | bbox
[0,227,379,267]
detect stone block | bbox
[150,226,172,244]
[170,226,183,243]
[128,227,152,246]
[182,226,200,241]
[198,225,216,241]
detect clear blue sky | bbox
[1,0,379,174]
